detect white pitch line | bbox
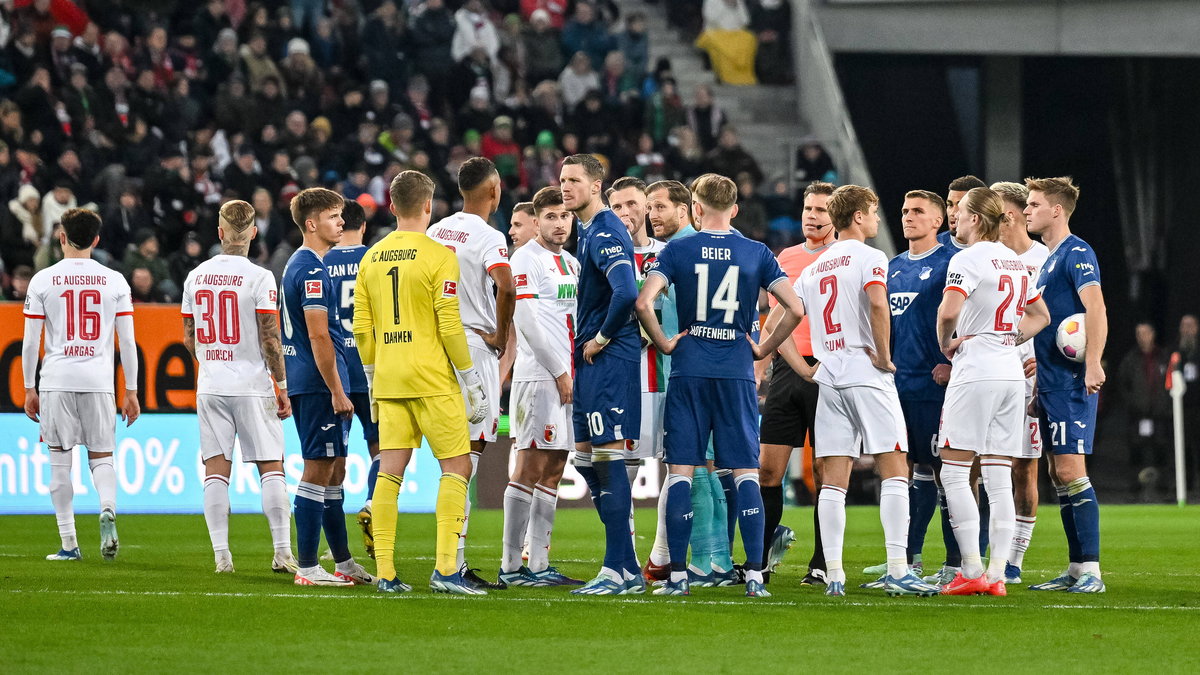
[4,588,1197,611]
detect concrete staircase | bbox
[619,0,806,183]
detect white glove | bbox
[459,367,488,425]
[363,365,379,424]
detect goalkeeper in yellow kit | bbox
[353,170,491,595]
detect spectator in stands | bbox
[1172,315,1199,490]
[795,140,837,185]
[223,145,260,202]
[0,183,41,270]
[666,125,705,183]
[750,0,792,85]
[129,266,169,302]
[449,47,495,112]
[483,115,525,193]
[524,129,562,192]
[142,147,197,250]
[34,220,64,271]
[629,133,666,183]
[193,0,233,56]
[101,183,152,262]
[706,125,762,184]
[412,0,457,110]
[522,0,568,29]
[459,85,497,136]
[251,187,288,259]
[524,10,565,86]
[1118,322,1172,498]
[41,179,77,240]
[48,146,90,205]
[601,51,639,107]
[571,90,617,157]
[379,113,417,164]
[452,0,501,65]
[559,51,600,109]
[731,171,767,240]
[0,140,18,202]
[269,226,301,281]
[170,231,208,291]
[696,0,757,85]
[124,228,178,301]
[644,77,685,145]
[3,264,32,301]
[688,84,727,151]
[562,2,612,71]
[616,13,650,81]
[7,29,41,84]
[281,38,323,111]
[61,63,97,141]
[241,31,282,95]
[48,25,79,88]
[309,17,343,71]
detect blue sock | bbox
[688,468,713,573]
[735,474,766,571]
[718,469,737,546]
[1066,478,1100,563]
[294,481,326,568]
[575,455,602,515]
[665,473,694,572]
[908,469,938,560]
[938,488,962,567]
[1056,486,1083,563]
[709,470,734,572]
[595,458,633,574]
[366,455,380,502]
[322,485,351,563]
[977,478,990,557]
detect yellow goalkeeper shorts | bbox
[378,395,471,459]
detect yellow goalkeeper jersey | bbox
[354,229,474,398]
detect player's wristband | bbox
[276,379,287,390]
[595,333,611,346]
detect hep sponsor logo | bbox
[600,246,623,257]
[1075,262,1096,276]
[304,280,322,298]
[442,280,457,297]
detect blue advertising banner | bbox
[0,413,440,514]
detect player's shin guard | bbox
[1066,477,1101,575]
[664,473,694,574]
[322,485,351,563]
[366,455,380,504]
[817,485,847,583]
[88,456,117,514]
[879,477,910,579]
[687,468,713,574]
[372,472,402,580]
[1010,516,1036,568]
[709,470,734,572]
[908,467,938,560]
[941,460,983,578]
[735,473,766,577]
[456,451,481,568]
[49,450,77,551]
[203,475,231,554]
[436,472,470,576]
[981,459,1015,583]
[649,474,670,566]
[938,487,962,567]
[719,470,737,546]
[760,482,784,572]
[294,481,326,568]
[260,471,291,553]
[501,482,534,573]
[528,484,557,572]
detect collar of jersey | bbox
[699,228,733,235]
[803,241,834,255]
[581,207,612,230]
[906,243,944,261]
[1045,233,1079,257]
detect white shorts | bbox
[511,379,573,451]
[815,383,907,458]
[40,391,115,452]
[198,394,284,463]
[458,346,500,442]
[1020,411,1043,459]
[627,391,665,460]
[938,380,1024,457]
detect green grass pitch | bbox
[3,505,1198,673]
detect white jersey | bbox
[428,212,510,352]
[511,239,578,382]
[794,239,891,389]
[181,255,278,397]
[944,241,1042,384]
[634,239,666,393]
[24,258,132,393]
[1016,241,1049,396]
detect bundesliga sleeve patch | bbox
[443,280,457,297]
[514,274,528,288]
[872,266,886,279]
[498,247,509,259]
[268,289,278,303]
[305,279,323,298]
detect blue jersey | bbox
[576,208,640,362]
[888,244,955,401]
[280,246,351,396]
[1034,233,1101,392]
[937,230,968,252]
[648,229,786,381]
[323,244,368,393]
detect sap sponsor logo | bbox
[889,292,918,316]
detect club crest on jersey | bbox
[919,266,932,280]
[443,280,457,297]
[544,424,556,443]
[305,280,322,298]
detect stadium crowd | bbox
[0,0,829,303]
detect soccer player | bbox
[427,157,514,590]
[1024,176,1108,593]
[636,173,803,598]
[183,200,296,574]
[756,181,838,587]
[281,187,373,587]
[22,208,139,562]
[508,201,538,249]
[991,181,1049,583]
[779,184,938,597]
[322,199,381,558]
[938,175,986,251]
[353,170,490,595]
[935,187,1050,595]
[499,186,585,587]
[560,153,643,595]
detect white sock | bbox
[649,474,670,566]
[203,475,231,553]
[49,450,77,550]
[260,471,291,553]
[528,484,558,572]
[625,459,640,566]
[941,459,983,579]
[879,476,910,579]
[1079,561,1101,577]
[88,456,117,514]
[501,482,533,573]
[1010,516,1035,568]
[981,458,1015,583]
[456,451,481,568]
[817,485,847,584]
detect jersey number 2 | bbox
[693,264,740,324]
[819,275,841,334]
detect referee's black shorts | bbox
[759,355,819,448]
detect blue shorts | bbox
[1037,388,1098,455]
[900,398,942,466]
[349,392,380,443]
[664,377,759,469]
[573,352,640,446]
[290,393,349,460]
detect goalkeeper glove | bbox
[458,366,489,424]
[363,364,379,424]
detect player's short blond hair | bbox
[691,173,737,212]
[389,170,436,218]
[960,187,1005,242]
[290,187,344,231]
[1024,176,1079,217]
[827,184,878,231]
[532,186,564,215]
[219,200,255,242]
[990,181,1028,211]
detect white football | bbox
[1055,313,1087,363]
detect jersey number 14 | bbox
[694,263,740,324]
